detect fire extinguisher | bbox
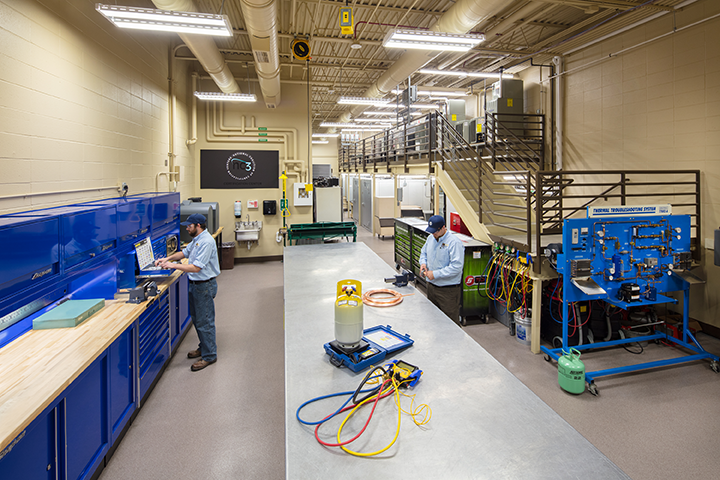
[558,348,585,394]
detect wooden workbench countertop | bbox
[0,272,182,452]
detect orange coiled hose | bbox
[362,289,405,307]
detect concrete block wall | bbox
[0,0,193,213]
[560,0,720,326]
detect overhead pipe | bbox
[239,0,282,108]
[338,0,508,123]
[152,0,240,93]
[439,1,554,71]
[552,55,563,171]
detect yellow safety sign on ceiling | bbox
[339,7,353,35]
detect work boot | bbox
[187,349,201,359]
[191,358,216,371]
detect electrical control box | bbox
[293,183,313,206]
[557,208,692,307]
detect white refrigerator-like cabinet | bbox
[315,187,342,222]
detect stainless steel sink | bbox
[235,221,262,242]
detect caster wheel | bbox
[544,354,551,362]
[460,317,467,326]
[587,383,599,396]
[711,361,719,373]
[481,314,488,324]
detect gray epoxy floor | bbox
[100,222,720,480]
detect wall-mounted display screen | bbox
[200,150,279,189]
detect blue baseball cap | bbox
[181,213,206,226]
[426,215,445,233]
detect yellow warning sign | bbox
[507,98,513,107]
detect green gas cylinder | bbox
[558,348,586,394]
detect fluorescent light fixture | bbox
[341,124,390,130]
[194,92,256,102]
[312,133,339,137]
[354,118,396,124]
[312,140,329,144]
[374,103,439,110]
[96,4,233,36]
[418,69,513,79]
[320,122,356,127]
[390,89,467,97]
[337,96,391,106]
[383,29,484,52]
[362,111,396,116]
[342,128,383,133]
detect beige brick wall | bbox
[561,0,720,326]
[0,0,193,213]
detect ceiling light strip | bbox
[337,96,392,106]
[96,4,233,36]
[194,92,256,102]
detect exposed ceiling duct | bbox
[152,0,240,94]
[239,0,282,108]
[338,0,509,123]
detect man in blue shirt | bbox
[156,213,221,371]
[419,215,465,325]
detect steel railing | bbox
[338,114,701,272]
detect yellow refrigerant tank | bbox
[334,279,363,349]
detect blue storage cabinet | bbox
[128,193,180,231]
[0,404,57,480]
[109,323,136,445]
[169,274,190,350]
[138,291,171,402]
[0,216,60,304]
[0,193,189,479]
[59,206,117,269]
[79,197,151,247]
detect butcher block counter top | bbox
[0,272,182,452]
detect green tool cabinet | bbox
[394,218,491,324]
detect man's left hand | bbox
[425,270,434,280]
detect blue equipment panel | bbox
[558,214,691,305]
[0,217,60,303]
[541,211,719,395]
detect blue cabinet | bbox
[0,216,60,303]
[109,324,136,445]
[169,274,190,350]
[138,292,170,402]
[0,405,57,480]
[63,354,109,480]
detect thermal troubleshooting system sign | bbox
[200,150,279,189]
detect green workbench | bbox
[286,222,357,245]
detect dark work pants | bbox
[188,278,218,362]
[427,283,462,326]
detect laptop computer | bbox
[134,237,175,277]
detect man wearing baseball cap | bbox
[419,214,465,325]
[156,213,221,371]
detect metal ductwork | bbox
[339,0,508,123]
[239,0,281,108]
[152,0,240,94]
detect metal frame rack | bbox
[541,209,719,395]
